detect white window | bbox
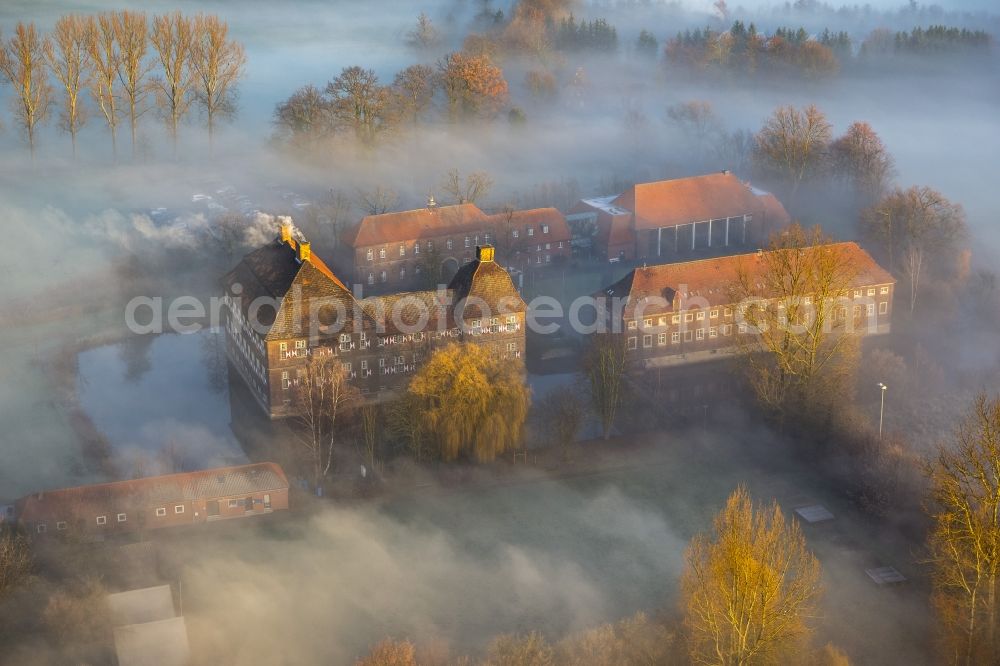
[709,327,717,338]
[643,334,652,348]
[627,337,637,350]
[37,524,46,533]
[803,296,812,305]
[545,243,550,250]
[379,357,386,367]
[643,318,653,328]
[724,307,733,317]
[379,247,386,259]
[281,371,291,390]
[484,233,491,243]
[367,273,374,285]
[854,289,862,298]
[465,236,471,248]
[684,313,694,322]
[738,323,747,334]
[447,238,453,249]
[229,499,239,508]
[414,242,420,255]
[658,316,666,326]
[512,229,519,238]
[724,324,733,335]
[295,339,306,351]
[696,311,705,321]
[866,304,875,315]
[56,521,67,530]
[672,314,680,324]
[174,505,185,514]
[880,286,889,294]
[537,244,542,251]
[545,254,551,263]
[279,342,288,359]
[155,507,166,517]
[879,302,888,314]
[710,309,719,319]
[342,362,352,372]
[558,241,563,248]
[528,227,534,236]
[427,240,433,251]
[380,271,387,283]
[536,255,541,264]
[395,355,405,365]
[696,329,705,340]
[399,244,406,257]
[117,513,127,523]
[542,224,549,234]
[96,515,107,525]
[366,248,373,261]
[340,333,351,343]
[506,342,517,352]
[627,320,637,330]
[671,332,680,343]
[867,287,876,296]
[400,268,406,280]
[361,360,368,370]
[658,333,667,345]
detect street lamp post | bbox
[878,382,888,440]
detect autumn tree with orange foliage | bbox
[355,639,418,666]
[438,52,508,121]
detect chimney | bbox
[279,217,293,245]
[297,240,311,264]
[476,244,495,262]
[427,195,437,209]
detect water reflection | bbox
[77,329,247,474]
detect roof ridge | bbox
[22,462,284,497]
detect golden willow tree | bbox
[44,14,89,157]
[681,487,822,665]
[0,22,52,158]
[406,343,530,462]
[112,10,153,158]
[926,394,1000,666]
[730,224,860,427]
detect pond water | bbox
[76,329,247,474]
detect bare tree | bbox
[272,84,332,147]
[830,121,895,206]
[357,639,419,666]
[861,186,965,314]
[84,13,120,157]
[753,104,832,201]
[357,404,380,476]
[486,631,555,666]
[291,354,359,491]
[326,66,391,144]
[666,100,721,149]
[391,64,435,125]
[356,185,398,215]
[730,224,861,427]
[926,393,1000,666]
[440,168,493,205]
[0,532,32,599]
[407,12,440,49]
[112,10,152,158]
[584,333,628,440]
[44,14,90,157]
[0,22,53,158]
[539,385,584,460]
[388,394,432,462]
[190,13,246,147]
[682,487,822,665]
[150,11,196,153]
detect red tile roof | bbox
[490,208,572,242]
[604,242,895,316]
[344,203,490,247]
[16,463,289,526]
[614,172,769,229]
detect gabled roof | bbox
[604,242,895,317]
[16,463,289,526]
[614,172,767,229]
[344,203,490,247]
[488,207,572,242]
[224,236,364,341]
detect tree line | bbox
[665,21,992,80]
[0,11,245,158]
[273,54,509,149]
